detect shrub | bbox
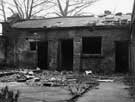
[124,75,135,99]
[68,83,86,96]
[0,86,20,102]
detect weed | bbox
[0,86,20,102]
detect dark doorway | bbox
[115,41,129,73]
[37,42,48,69]
[58,39,73,71]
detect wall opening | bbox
[0,23,2,35]
[82,37,102,55]
[30,42,36,51]
[115,41,129,73]
[58,39,73,71]
[37,41,48,69]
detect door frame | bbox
[115,40,129,73]
[37,41,48,69]
[57,39,73,71]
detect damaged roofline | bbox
[12,24,130,31]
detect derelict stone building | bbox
[0,16,131,73]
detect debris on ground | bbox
[124,75,135,100]
[0,69,99,98]
[85,70,92,75]
[97,79,114,82]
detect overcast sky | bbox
[85,0,134,15]
[0,0,134,34]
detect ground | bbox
[0,71,134,102]
[77,76,134,102]
[0,70,97,102]
[0,82,71,102]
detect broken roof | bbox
[12,16,98,29]
[12,15,131,29]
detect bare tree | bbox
[46,0,99,17]
[0,0,7,21]
[8,0,54,19]
[2,0,53,20]
[0,0,99,20]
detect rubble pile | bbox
[0,69,98,96]
[0,73,20,82]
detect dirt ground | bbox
[0,70,97,102]
[76,76,134,102]
[0,82,71,102]
[0,73,134,102]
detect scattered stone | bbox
[36,67,40,71]
[85,70,92,75]
[0,74,21,82]
[28,71,34,75]
[0,70,98,95]
[25,75,35,80]
[50,77,56,81]
[97,79,114,82]
[20,69,29,74]
[33,77,40,82]
[17,78,27,82]
[43,82,53,87]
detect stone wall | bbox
[45,27,129,72]
[0,36,6,65]
[2,22,130,72]
[78,27,129,73]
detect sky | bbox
[0,0,134,34]
[0,0,134,18]
[44,0,134,17]
[85,0,134,15]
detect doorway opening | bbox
[115,41,129,73]
[58,39,73,71]
[37,41,48,69]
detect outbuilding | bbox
[1,16,131,73]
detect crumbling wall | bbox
[73,37,82,72]
[47,29,82,71]
[77,27,130,73]
[2,22,46,68]
[0,36,6,65]
[14,31,47,68]
[2,22,130,73]
[1,22,20,67]
[46,27,130,73]
[48,40,58,70]
[15,37,36,68]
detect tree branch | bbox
[8,7,16,14]
[57,0,65,16]
[32,0,50,8]
[23,0,28,18]
[13,0,24,19]
[0,0,7,21]
[28,0,34,19]
[63,0,69,16]
[73,4,92,16]
[54,12,62,17]
[31,9,45,16]
[68,3,86,14]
